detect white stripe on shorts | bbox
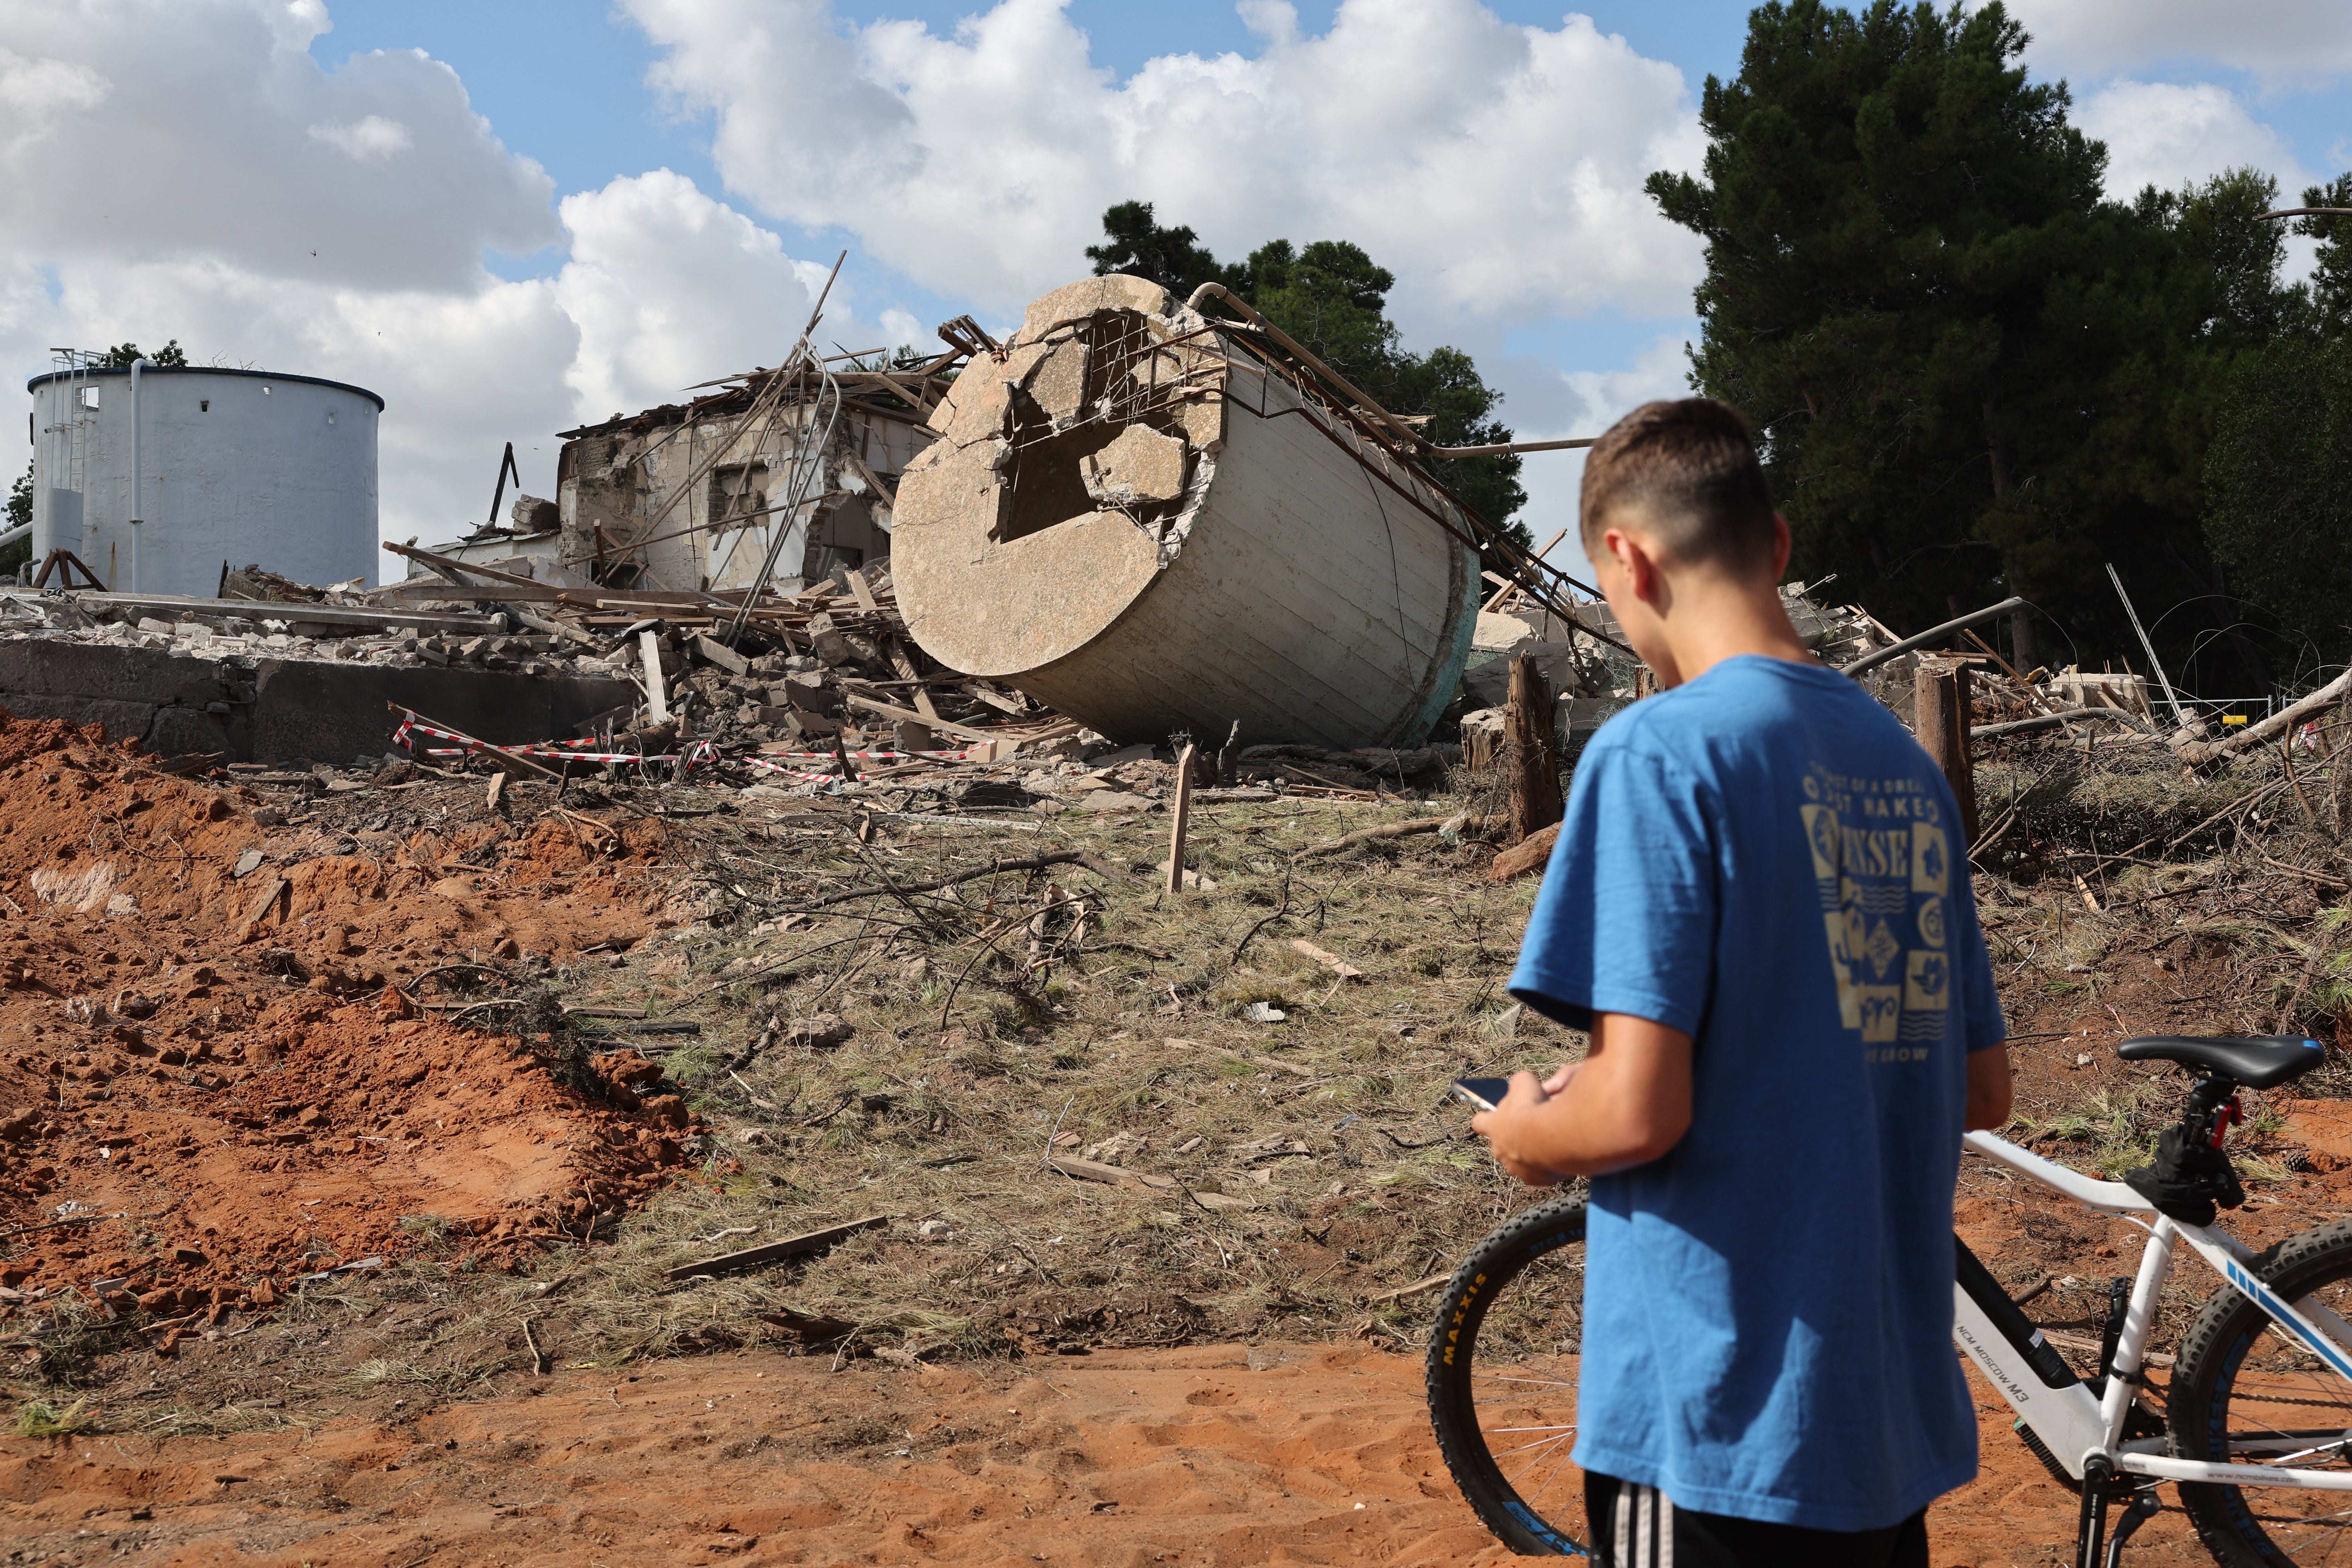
[1611,1482,1675,1568]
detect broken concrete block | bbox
[1081,425,1187,505]
[938,367,1017,448]
[510,494,560,532]
[893,439,1010,553]
[935,342,1048,448]
[693,635,749,676]
[1024,337,1090,426]
[1016,274,1172,346]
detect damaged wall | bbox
[555,386,929,597]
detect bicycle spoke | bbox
[2277,1519,2352,1560]
[1486,1428,1579,1459]
[1520,1430,1584,1514]
[1502,1427,1577,1487]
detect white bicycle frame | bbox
[1957,1129,2352,1491]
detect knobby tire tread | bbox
[2169,1216,2352,1568]
[1424,1195,1587,1557]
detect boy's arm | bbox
[1965,1043,2012,1132]
[1473,1012,1693,1184]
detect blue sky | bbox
[307,0,2352,422]
[309,0,1743,382]
[6,0,2344,550]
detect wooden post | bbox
[1504,652,1564,844]
[639,628,671,724]
[1915,661,1980,844]
[1166,742,1198,894]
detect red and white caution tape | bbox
[395,713,703,768]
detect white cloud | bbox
[555,170,819,423]
[308,114,415,160]
[0,0,555,291]
[0,46,110,120]
[2076,79,2306,199]
[1992,0,2352,81]
[627,0,1706,333]
[0,0,903,559]
[1,0,1707,576]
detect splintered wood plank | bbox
[662,1216,888,1281]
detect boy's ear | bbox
[1601,525,1665,606]
[1771,513,1792,582]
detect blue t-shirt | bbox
[1507,654,2004,1532]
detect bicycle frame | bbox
[1957,1129,2352,1491]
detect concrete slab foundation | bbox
[0,640,637,764]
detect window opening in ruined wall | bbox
[709,462,769,529]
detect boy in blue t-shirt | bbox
[1473,399,2012,1568]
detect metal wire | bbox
[724,355,842,647]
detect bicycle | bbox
[1424,1032,2352,1568]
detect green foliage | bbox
[1647,0,2293,688]
[2,462,29,578]
[2299,174,2352,334]
[2205,329,2352,669]
[1089,206,1532,566]
[1085,202,1249,301]
[100,339,185,368]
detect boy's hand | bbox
[1466,1015,1693,1181]
[1473,1071,1571,1187]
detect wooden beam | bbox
[842,692,1003,744]
[661,1215,888,1281]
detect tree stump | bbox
[1505,652,1564,844]
[1915,660,1980,845]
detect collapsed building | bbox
[536,361,947,595]
[890,275,1482,752]
[0,275,1873,781]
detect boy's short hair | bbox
[1579,399,1776,572]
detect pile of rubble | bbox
[0,593,583,678]
[1455,579,1900,766]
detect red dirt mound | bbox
[0,714,699,1332]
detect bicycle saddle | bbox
[2115,1034,2325,1089]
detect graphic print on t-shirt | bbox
[1799,763,1950,1058]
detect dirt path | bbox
[1,1343,2225,1567]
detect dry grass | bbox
[471,785,1584,1371]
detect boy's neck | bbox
[1611,573,1815,690]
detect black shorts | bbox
[1586,1472,1929,1568]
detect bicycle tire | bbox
[2170,1216,2352,1567]
[1424,1195,1589,1556]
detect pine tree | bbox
[1647,0,2285,687]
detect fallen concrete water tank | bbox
[891,275,1481,751]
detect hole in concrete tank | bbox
[999,424,1128,543]
[995,306,1196,546]
[199,400,209,413]
[326,411,335,426]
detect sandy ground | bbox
[1,1342,2230,1567]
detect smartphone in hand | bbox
[1452,1077,1513,1112]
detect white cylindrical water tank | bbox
[24,366,380,596]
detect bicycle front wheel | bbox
[2171,1216,2352,1567]
[1424,1196,1589,1556]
